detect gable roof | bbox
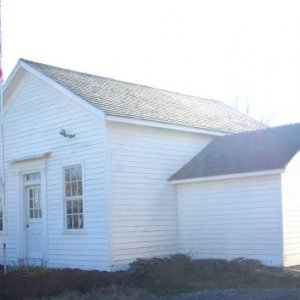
[19,59,265,133]
[170,123,300,181]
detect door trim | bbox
[18,166,48,262]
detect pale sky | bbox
[2,0,300,126]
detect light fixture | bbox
[60,129,75,138]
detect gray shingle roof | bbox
[21,59,266,133]
[170,123,300,181]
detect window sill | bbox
[62,230,87,235]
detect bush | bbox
[2,255,300,299]
[128,254,298,294]
[128,254,199,294]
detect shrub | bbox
[128,254,297,294]
[128,254,197,294]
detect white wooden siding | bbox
[176,175,283,266]
[108,122,213,269]
[282,150,300,266]
[0,72,110,270]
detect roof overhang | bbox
[3,59,105,119]
[169,168,284,185]
[106,115,227,137]
[3,60,27,101]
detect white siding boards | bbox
[176,174,284,267]
[4,61,300,271]
[1,72,110,270]
[107,121,212,269]
[282,151,300,267]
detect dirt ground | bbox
[0,267,128,300]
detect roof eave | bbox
[169,168,285,185]
[106,115,228,137]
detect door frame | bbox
[18,167,48,262]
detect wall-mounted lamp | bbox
[60,129,75,138]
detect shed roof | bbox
[170,123,300,181]
[21,59,265,133]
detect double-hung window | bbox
[63,165,84,230]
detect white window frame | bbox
[23,172,42,221]
[27,185,42,219]
[63,164,85,231]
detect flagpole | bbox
[0,0,7,275]
[0,80,6,276]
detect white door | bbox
[26,185,43,259]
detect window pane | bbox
[73,215,79,228]
[67,201,72,214]
[28,187,42,219]
[78,200,83,213]
[65,200,84,230]
[77,167,82,180]
[36,189,40,201]
[34,198,39,209]
[0,221,2,231]
[67,215,72,229]
[79,214,84,229]
[25,173,41,182]
[73,200,78,213]
[71,167,77,181]
[71,182,77,196]
[65,182,71,197]
[65,168,70,181]
[77,181,82,196]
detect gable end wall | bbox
[0,72,110,270]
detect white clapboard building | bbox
[0,59,299,270]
